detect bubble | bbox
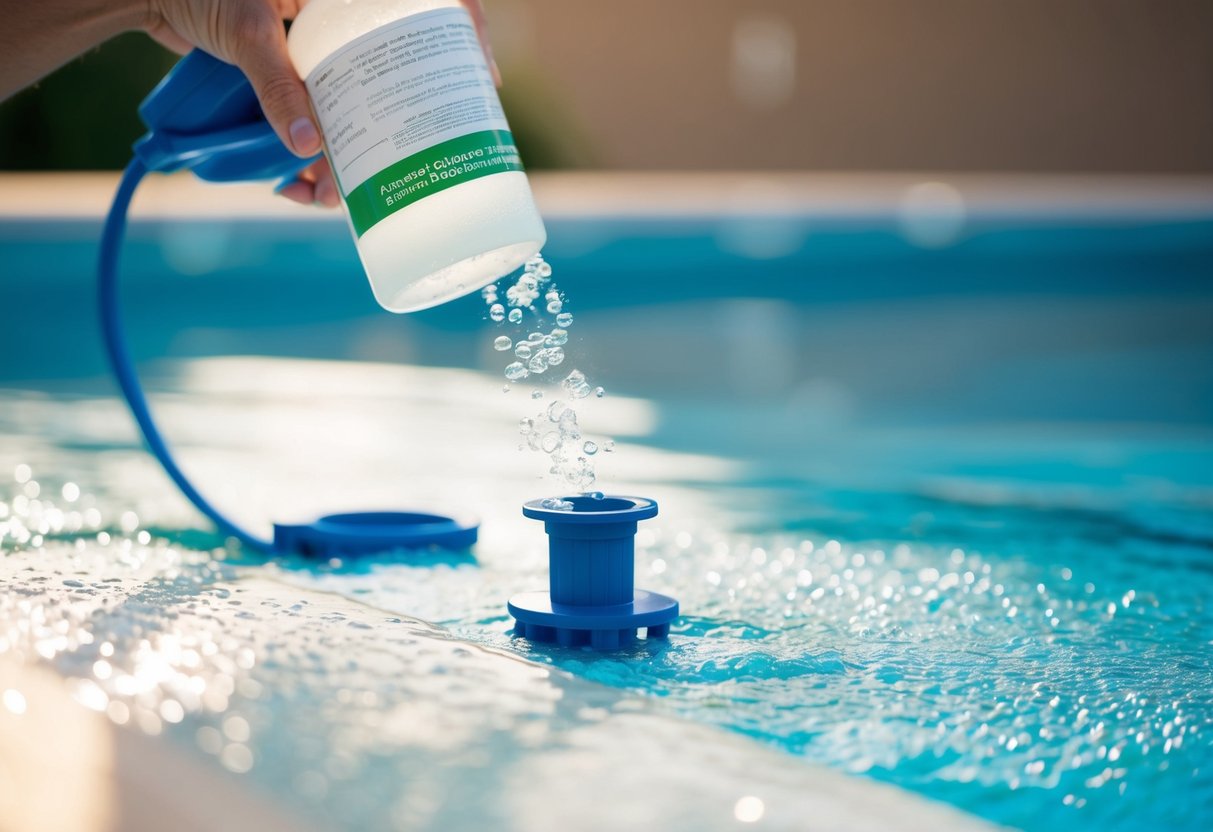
[547,348,565,367]
[515,343,533,360]
[583,441,598,455]
[528,352,549,373]
[585,491,605,500]
[603,440,615,453]
[493,336,512,351]
[547,400,567,421]
[548,328,569,346]
[531,390,543,399]
[536,262,553,277]
[502,384,510,393]
[505,362,528,381]
[508,308,523,324]
[489,303,505,322]
[546,300,563,314]
[556,312,574,327]
[539,497,573,511]
[481,284,498,301]
[595,387,605,398]
[541,432,560,453]
[519,417,535,434]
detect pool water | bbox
[2,210,1212,829]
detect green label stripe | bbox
[344,129,524,237]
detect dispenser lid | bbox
[273,511,478,557]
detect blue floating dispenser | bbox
[509,496,678,649]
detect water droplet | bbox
[539,497,573,511]
[481,284,498,301]
[546,300,563,314]
[541,432,560,453]
[562,369,592,399]
[505,362,529,381]
[489,303,505,322]
[603,440,615,453]
[508,308,523,324]
[548,328,569,346]
[546,348,565,366]
[515,343,533,360]
[537,262,553,277]
[583,441,598,455]
[547,400,567,422]
[595,386,605,398]
[556,312,574,327]
[528,352,549,373]
[531,390,543,399]
[585,491,605,500]
[493,336,512,351]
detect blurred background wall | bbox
[1,0,1210,172]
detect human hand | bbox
[142,0,499,208]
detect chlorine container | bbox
[509,496,679,649]
[288,0,546,312]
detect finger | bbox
[309,157,341,208]
[461,0,501,87]
[229,5,321,157]
[146,22,193,56]
[275,179,315,205]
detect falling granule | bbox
[485,253,614,494]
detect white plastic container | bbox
[288,0,546,312]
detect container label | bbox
[304,7,524,236]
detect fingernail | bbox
[289,118,321,155]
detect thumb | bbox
[229,8,321,157]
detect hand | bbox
[142,0,499,208]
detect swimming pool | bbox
[1,174,1211,830]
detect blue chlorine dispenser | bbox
[98,50,476,556]
[510,496,678,648]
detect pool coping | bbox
[1,170,1211,221]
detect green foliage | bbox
[0,34,180,170]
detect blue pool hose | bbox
[97,50,477,556]
[509,496,678,648]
